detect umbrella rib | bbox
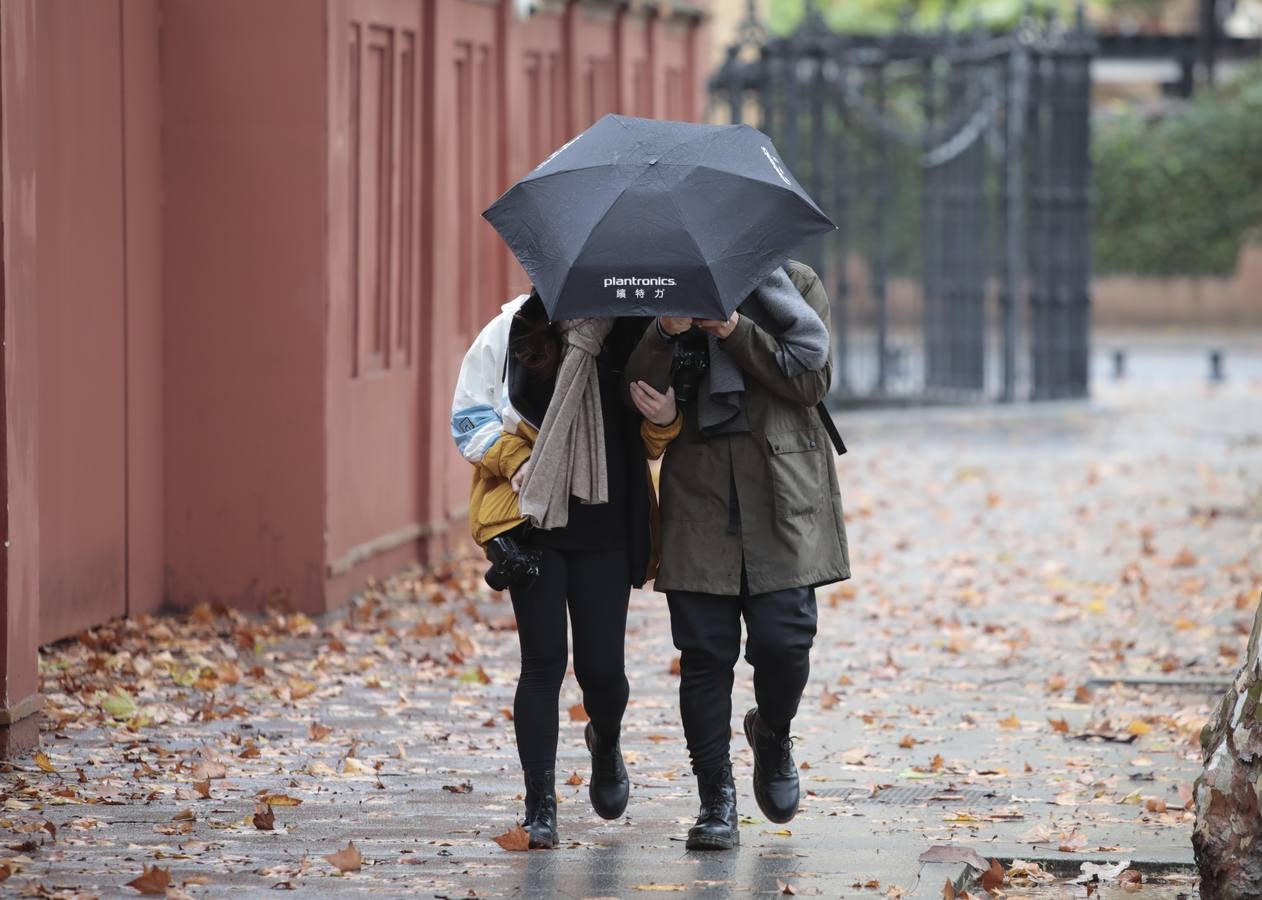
[546,165,652,318]
[519,161,621,187]
[663,188,721,310]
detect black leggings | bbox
[508,545,631,773]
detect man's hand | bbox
[696,311,739,340]
[658,316,693,337]
[630,381,678,427]
[510,457,532,494]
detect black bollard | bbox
[1112,349,1126,381]
[1209,349,1225,383]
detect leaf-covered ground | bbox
[3,369,1260,898]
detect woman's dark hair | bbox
[510,292,561,379]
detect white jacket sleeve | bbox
[450,296,528,465]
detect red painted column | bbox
[0,0,44,757]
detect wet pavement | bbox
[5,336,1260,898]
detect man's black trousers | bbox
[666,580,818,773]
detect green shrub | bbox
[1093,64,1262,276]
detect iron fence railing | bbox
[710,2,1095,403]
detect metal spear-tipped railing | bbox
[709,0,1095,404]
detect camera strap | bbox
[815,402,847,456]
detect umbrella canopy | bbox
[483,114,834,321]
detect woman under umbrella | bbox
[450,292,680,848]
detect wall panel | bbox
[616,8,653,117]
[425,0,506,556]
[121,0,164,618]
[35,0,128,642]
[326,0,426,585]
[1,0,43,752]
[656,17,696,121]
[571,6,617,128]
[162,0,328,613]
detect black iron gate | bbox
[711,3,1094,402]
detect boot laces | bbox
[525,790,555,826]
[775,735,796,777]
[698,770,732,820]
[595,741,620,770]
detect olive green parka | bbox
[624,260,850,596]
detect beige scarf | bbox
[518,317,614,530]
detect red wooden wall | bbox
[0,0,709,753]
[325,0,430,598]
[33,0,165,644]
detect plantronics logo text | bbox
[761,146,792,186]
[603,276,677,288]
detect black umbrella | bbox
[483,114,835,321]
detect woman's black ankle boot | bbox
[585,722,630,819]
[522,769,558,849]
[685,764,739,851]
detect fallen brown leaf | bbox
[1171,547,1198,568]
[492,823,531,852]
[126,866,172,895]
[979,859,1005,893]
[252,802,275,830]
[567,703,589,723]
[1019,824,1052,844]
[260,793,302,806]
[288,678,316,700]
[918,845,990,871]
[1058,830,1087,852]
[324,840,363,872]
[190,760,227,780]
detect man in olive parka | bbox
[626,259,849,850]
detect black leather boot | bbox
[686,764,739,851]
[522,769,558,849]
[585,722,630,819]
[743,708,800,824]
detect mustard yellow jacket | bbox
[452,295,680,579]
[467,417,680,546]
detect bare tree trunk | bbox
[1193,593,1262,899]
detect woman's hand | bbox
[659,316,693,336]
[511,457,532,493]
[696,311,739,340]
[630,381,678,426]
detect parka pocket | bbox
[766,429,827,518]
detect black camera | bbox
[671,340,710,405]
[484,529,542,591]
